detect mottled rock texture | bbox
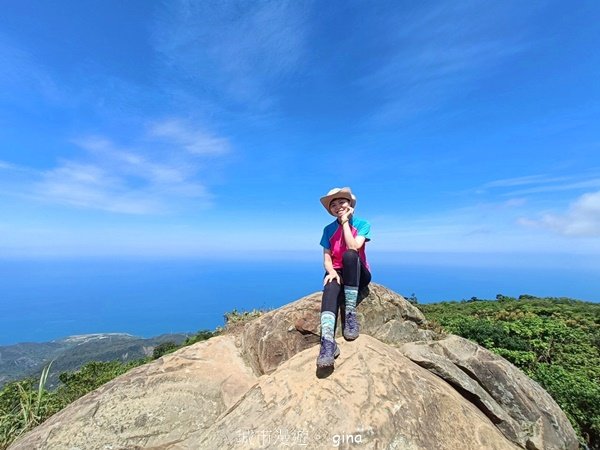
[400,336,578,450]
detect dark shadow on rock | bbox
[357,285,370,305]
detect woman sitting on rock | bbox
[317,187,372,368]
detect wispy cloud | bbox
[153,0,310,108]
[475,172,600,238]
[370,203,600,255]
[36,161,165,214]
[149,120,230,155]
[504,198,528,208]
[0,161,17,170]
[479,172,600,197]
[506,179,600,196]
[0,119,230,214]
[363,3,534,122]
[482,174,572,189]
[519,190,600,237]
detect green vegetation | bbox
[214,308,268,334]
[56,360,146,407]
[419,295,600,450]
[183,329,217,346]
[0,329,215,450]
[152,342,178,359]
[0,359,147,449]
[223,308,266,325]
[0,362,53,447]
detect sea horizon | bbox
[2,252,599,346]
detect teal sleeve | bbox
[358,220,371,241]
[320,228,331,249]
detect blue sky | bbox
[1,1,600,261]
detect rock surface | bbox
[240,283,436,376]
[9,284,578,450]
[9,336,257,450]
[400,337,579,450]
[194,335,520,450]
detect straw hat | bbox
[320,187,357,215]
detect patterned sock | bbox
[320,311,336,342]
[344,286,359,313]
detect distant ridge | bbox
[0,332,190,389]
[55,333,137,344]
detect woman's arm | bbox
[323,249,341,285]
[342,221,366,251]
[340,207,366,250]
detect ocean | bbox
[1,254,599,345]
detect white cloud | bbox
[506,179,600,196]
[72,135,195,184]
[503,198,527,208]
[366,189,600,255]
[0,161,16,170]
[149,120,230,155]
[1,120,229,215]
[520,190,600,237]
[477,171,600,198]
[36,161,172,214]
[483,174,571,188]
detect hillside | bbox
[0,333,190,389]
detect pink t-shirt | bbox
[320,217,371,270]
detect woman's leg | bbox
[320,278,341,342]
[341,250,370,340]
[341,250,361,313]
[317,277,342,367]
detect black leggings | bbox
[321,250,371,316]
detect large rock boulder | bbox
[9,285,578,450]
[193,335,520,450]
[239,283,437,375]
[9,336,257,450]
[400,336,579,450]
[11,336,520,450]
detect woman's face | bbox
[329,198,351,217]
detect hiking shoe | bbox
[343,311,360,340]
[316,338,340,368]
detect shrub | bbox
[183,330,215,346]
[0,363,55,450]
[152,342,178,359]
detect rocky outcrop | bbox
[9,336,257,450]
[9,284,578,450]
[239,283,437,375]
[400,337,578,450]
[194,335,520,450]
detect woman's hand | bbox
[324,271,341,286]
[341,206,354,223]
